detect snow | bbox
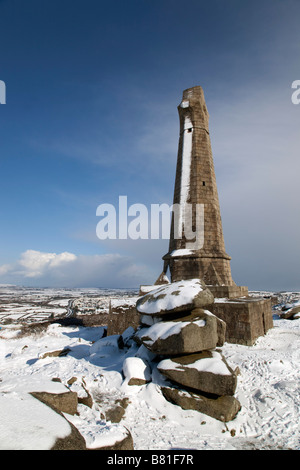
[157,350,232,377]
[177,114,193,237]
[123,357,151,383]
[135,344,157,363]
[140,314,161,326]
[110,298,137,309]
[0,391,71,450]
[180,100,190,109]
[137,279,205,315]
[141,318,205,346]
[0,287,300,450]
[65,406,130,450]
[0,286,138,324]
[139,285,158,294]
[169,248,194,257]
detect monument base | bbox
[164,254,235,287]
[139,280,273,346]
[210,297,273,346]
[207,285,248,299]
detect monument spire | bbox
[163,86,236,288]
[145,85,273,345]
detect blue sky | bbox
[0,0,299,290]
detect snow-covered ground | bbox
[0,286,138,324]
[0,287,299,450]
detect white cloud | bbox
[0,249,154,288]
[0,264,10,276]
[17,250,77,278]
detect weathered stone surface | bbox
[93,390,131,424]
[157,350,238,396]
[161,384,241,422]
[105,399,129,423]
[51,419,87,450]
[107,301,140,336]
[31,390,78,415]
[78,391,93,408]
[162,86,235,286]
[136,279,214,317]
[140,308,225,347]
[154,271,170,285]
[39,348,71,359]
[211,297,273,346]
[208,285,248,299]
[140,309,225,355]
[191,308,226,347]
[155,86,272,346]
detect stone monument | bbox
[162,85,246,298]
[157,86,273,345]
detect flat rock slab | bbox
[161,384,241,422]
[140,309,225,355]
[136,279,214,316]
[157,350,238,396]
[31,390,78,416]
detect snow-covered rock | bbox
[136,279,214,316]
[140,309,225,355]
[157,350,238,396]
[89,334,122,356]
[134,344,157,363]
[279,300,300,319]
[66,407,134,450]
[122,357,151,386]
[121,326,136,346]
[161,383,241,423]
[0,391,84,450]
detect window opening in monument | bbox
[187,128,192,133]
[202,181,206,186]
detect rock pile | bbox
[278,301,300,320]
[135,279,241,422]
